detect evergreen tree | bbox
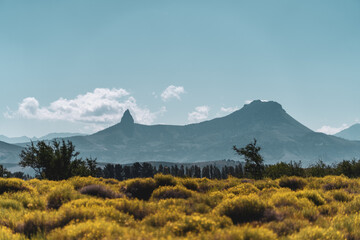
[233,139,264,179]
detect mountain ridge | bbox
[335,123,360,141]
[2,100,360,166]
[65,100,360,165]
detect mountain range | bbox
[0,133,86,144]
[1,100,360,167]
[335,124,360,141]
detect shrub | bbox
[331,189,353,202]
[270,191,312,210]
[0,226,24,240]
[321,175,353,191]
[296,190,326,206]
[166,214,217,236]
[79,184,121,199]
[0,178,31,194]
[279,176,307,191]
[333,213,360,240]
[151,186,193,200]
[302,206,319,222]
[142,210,182,227]
[3,191,46,210]
[216,194,269,224]
[203,225,277,240]
[182,178,199,191]
[255,179,279,190]
[68,176,102,190]
[107,199,156,220]
[15,211,55,237]
[289,226,344,240]
[226,183,259,195]
[47,185,78,209]
[46,219,125,240]
[318,202,339,216]
[124,178,156,200]
[267,218,307,236]
[0,199,22,210]
[345,195,360,214]
[154,174,177,187]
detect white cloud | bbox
[188,106,210,123]
[161,85,185,101]
[5,88,166,129]
[245,99,269,104]
[316,124,349,135]
[220,106,239,114]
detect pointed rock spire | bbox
[120,109,134,125]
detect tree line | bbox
[1,139,360,180]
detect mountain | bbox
[0,133,86,144]
[0,141,23,164]
[0,135,30,144]
[64,100,360,165]
[335,124,360,141]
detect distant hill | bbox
[0,132,86,144]
[335,124,360,141]
[62,100,360,165]
[0,135,30,144]
[0,141,23,164]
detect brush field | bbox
[1,174,360,239]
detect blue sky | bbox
[0,0,359,137]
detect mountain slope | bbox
[0,141,23,164]
[335,124,360,141]
[66,101,360,165]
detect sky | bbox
[0,0,359,137]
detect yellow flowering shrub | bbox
[289,226,344,240]
[226,182,259,195]
[216,194,269,224]
[0,226,25,240]
[2,175,360,239]
[0,178,32,194]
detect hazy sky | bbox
[1,0,359,137]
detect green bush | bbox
[216,194,269,224]
[226,183,259,195]
[267,218,307,236]
[203,226,277,240]
[47,185,78,209]
[331,189,353,202]
[296,190,326,206]
[151,186,193,200]
[46,219,126,240]
[107,199,156,220]
[279,176,307,191]
[166,214,217,236]
[0,199,23,210]
[345,195,360,214]
[289,226,344,240]
[181,178,199,191]
[0,226,24,240]
[124,178,156,200]
[154,174,177,187]
[0,178,31,194]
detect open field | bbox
[1,174,360,239]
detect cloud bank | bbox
[316,124,349,135]
[161,85,185,101]
[188,106,210,123]
[5,88,166,130]
[220,106,239,114]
